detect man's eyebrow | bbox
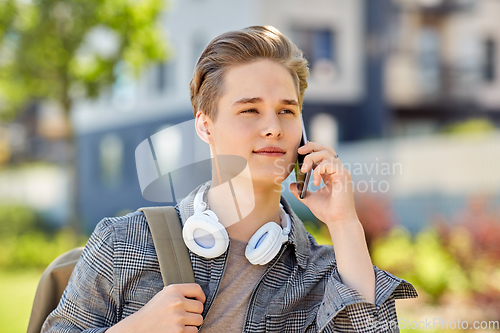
[282,99,299,106]
[232,97,263,106]
[232,97,299,107]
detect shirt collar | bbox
[279,195,310,269]
[177,180,310,269]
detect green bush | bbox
[303,221,333,246]
[0,205,86,270]
[372,227,470,303]
[441,118,496,135]
[0,229,86,269]
[0,204,39,236]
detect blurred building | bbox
[0,100,71,226]
[386,0,500,136]
[1,101,70,165]
[71,0,500,233]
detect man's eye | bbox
[279,109,294,114]
[241,109,258,113]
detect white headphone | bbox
[182,184,291,265]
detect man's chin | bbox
[250,172,288,186]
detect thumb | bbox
[290,183,303,201]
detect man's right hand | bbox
[107,283,206,333]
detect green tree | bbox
[0,0,168,229]
[0,0,168,125]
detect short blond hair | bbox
[190,26,309,121]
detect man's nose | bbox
[261,113,283,138]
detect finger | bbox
[314,163,325,186]
[289,182,311,201]
[314,160,336,186]
[301,151,338,174]
[298,142,337,156]
[184,298,204,314]
[171,283,206,303]
[312,161,326,186]
[289,183,300,200]
[300,151,321,173]
[184,326,199,333]
[182,312,204,326]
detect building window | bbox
[483,38,496,83]
[310,113,338,148]
[150,123,183,175]
[418,27,441,97]
[154,60,175,94]
[112,61,137,109]
[292,27,338,81]
[157,62,166,92]
[99,134,124,188]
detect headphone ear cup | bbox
[245,222,284,265]
[183,211,229,259]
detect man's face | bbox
[207,59,302,186]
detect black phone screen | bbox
[294,116,311,199]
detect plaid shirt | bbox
[42,181,417,332]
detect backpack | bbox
[27,206,194,333]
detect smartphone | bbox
[294,116,312,199]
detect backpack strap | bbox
[138,206,195,285]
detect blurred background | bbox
[0,0,499,332]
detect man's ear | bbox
[195,110,213,144]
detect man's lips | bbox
[253,147,285,156]
[253,147,285,153]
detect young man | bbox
[42,26,417,332]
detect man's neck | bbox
[206,179,283,243]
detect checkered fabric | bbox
[42,181,417,332]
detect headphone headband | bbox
[193,184,208,214]
[185,182,292,264]
[278,203,291,238]
[195,184,291,234]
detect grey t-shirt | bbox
[200,238,270,332]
